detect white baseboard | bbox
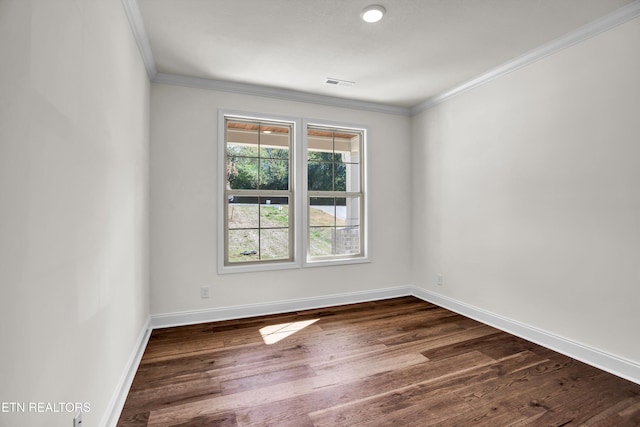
[101,317,152,427]
[151,286,413,329]
[411,287,640,386]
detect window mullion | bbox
[307,191,361,198]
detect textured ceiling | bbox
[138,0,634,108]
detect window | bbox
[306,125,364,262]
[219,111,367,273]
[223,117,294,266]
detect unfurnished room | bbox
[1,0,639,426]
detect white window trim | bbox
[302,118,370,268]
[217,110,369,274]
[217,109,302,275]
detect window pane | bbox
[260,198,289,228]
[259,159,289,190]
[260,228,290,260]
[309,227,333,257]
[310,197,335,226]
[336,196,360,226]
[308,162,334,191]
[334,163,360,192]
[334,226,360,255]
[228,197,259,229]
[308,150,335,162]
[307,130,333,154]
[228,229,259,263]
[228,157,258,190]
[334,152,348,163]
[227,143,259,159]
[260,124,290,159]
[260,145,289,159]
[334,131,361,164]
[227,120,259,157]
[334,163,346,192]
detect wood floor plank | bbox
[220,364,317,395]
[165,412,237,427]
[146,351,429,426]
[116,410,149,427]
[308,350,548,427]
[124,374,221,411]
[237,351,498,427]
[117,297,640,427]
[141,337,226,364]
[309,324,498,371]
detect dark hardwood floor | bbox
[117,297,640,426]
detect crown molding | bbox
[121,0,640,116]
[121,0,157,80]
[411,0,640,114]
[153,73,412,116]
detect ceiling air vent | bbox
[325,78,355,87]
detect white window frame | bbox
[303,118,369,267]
[217,110,368,274]
[218,110,302,274]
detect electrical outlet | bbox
[200,286,210,299]
[436,274,444,286]
[73,412,82,427]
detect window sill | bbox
[303,256,370,268]
[218,256,371,274]
[218,261,300,275]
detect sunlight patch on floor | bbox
[259,319,319,345]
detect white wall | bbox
[0,1,149,426]
[412,17,640,364]
[150,84,412,315]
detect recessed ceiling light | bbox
[361,5,385,23]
